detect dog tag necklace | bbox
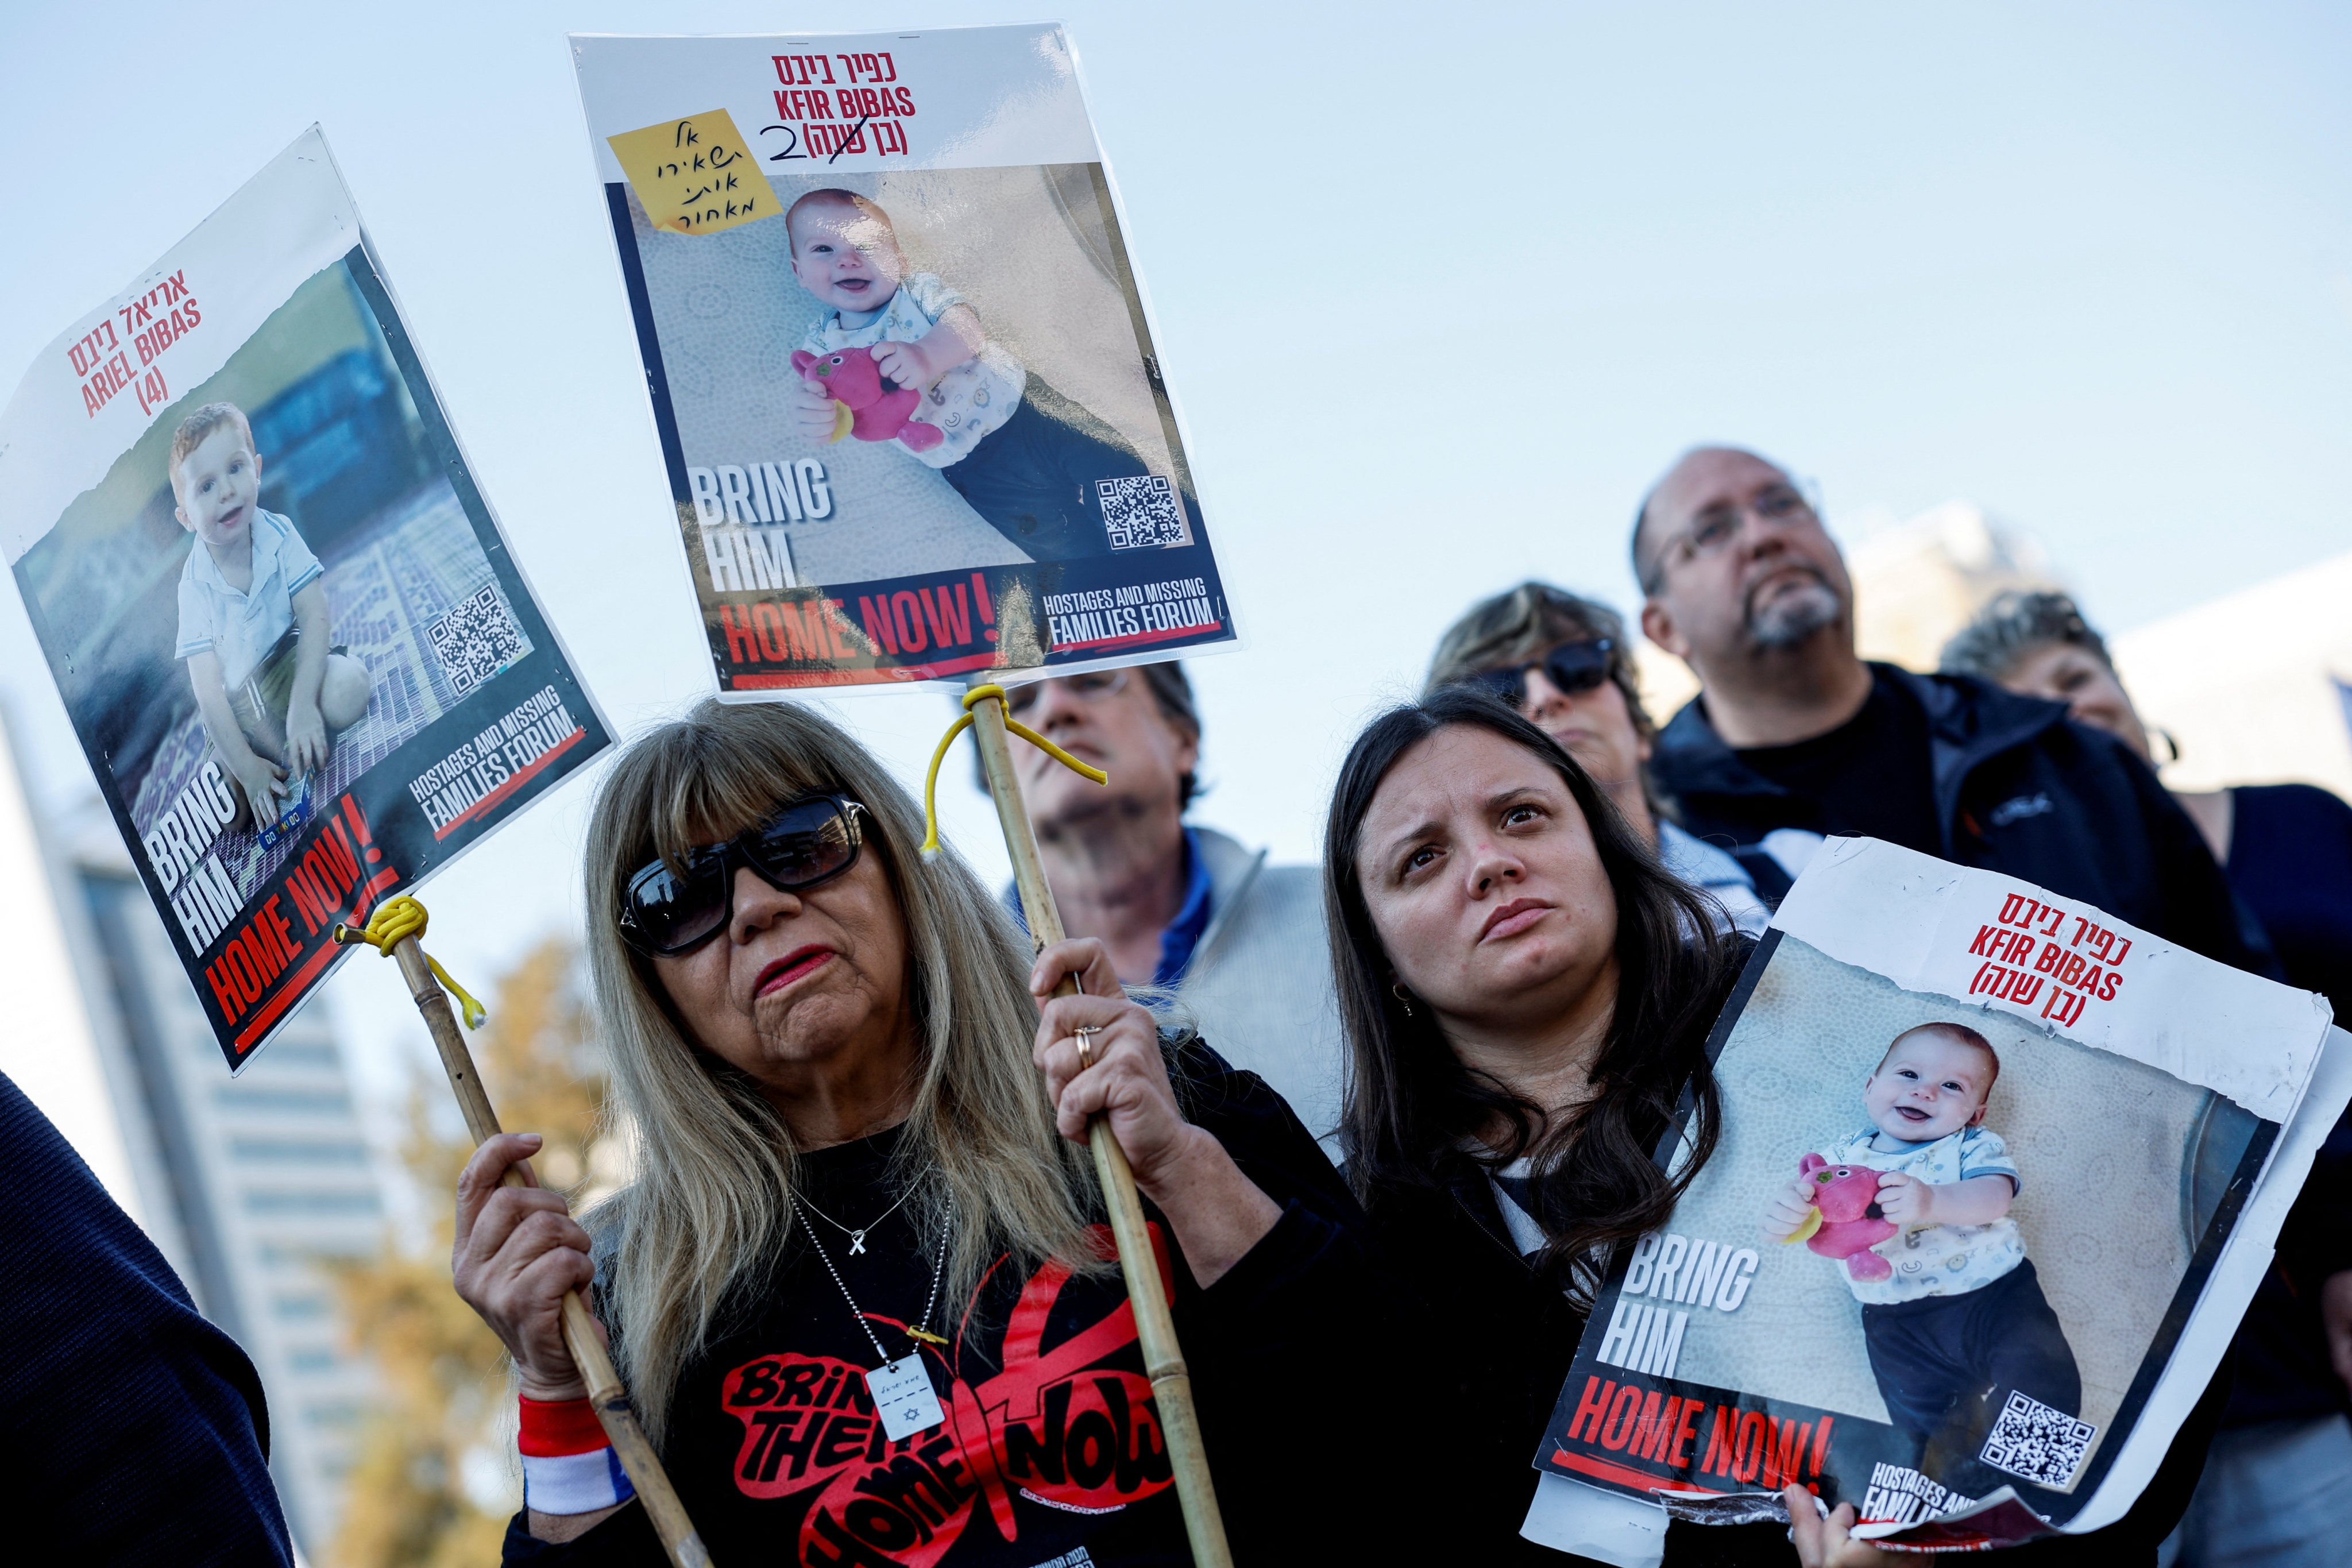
[792,1189,951,1442]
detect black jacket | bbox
[1358,1168,1795,1567]
[1651,665,2256,970]
[1366,1170,1586,1565]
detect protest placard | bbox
[0,128,611,1072]
[570,25,1238,692]
[1525,837,2345,1555]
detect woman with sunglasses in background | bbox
[1427,582,1771,934]
[450,699,1375,1566]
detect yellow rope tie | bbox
[330,895,489,1029]
[920,682,1109,860]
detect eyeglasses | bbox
[1644,481,1821,589]
[618,793,866,956]
[1003,668,1129,719]
[1465,639,1616,708]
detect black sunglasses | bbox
[618,793,867,956]
[1465,639,1616,708]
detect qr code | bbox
[427,585,526,697]
[1979,1389,2095,1487]
[1096,475,1183,550]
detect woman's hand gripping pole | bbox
[334,897,715,1568]
[927,682,1235,1568]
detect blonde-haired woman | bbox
[454,700,1367,1566]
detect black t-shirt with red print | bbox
[504,1041,1376,1568]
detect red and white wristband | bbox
[520,1396,635,1515]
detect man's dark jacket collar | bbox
[1651,662,2071,853]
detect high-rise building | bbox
[0,716,383,1558]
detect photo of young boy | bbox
[168,401,372,833]
[6,130,608,1068]
[22,250,560,932]
[1762,1021,2083,1483]
[781,187,1195,562]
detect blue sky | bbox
[3,2,2347,1105]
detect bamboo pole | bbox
[337,923,714,1568]
[965,688,1235,1568]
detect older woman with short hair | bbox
[1942,590,2352,1019]
[454,698,1369,1566]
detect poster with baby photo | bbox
[571,25,1238,693]
[1528,838,2346,1554]
[0,129,611,1072]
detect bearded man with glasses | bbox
[1001,662,1347,1153]
[1632,445,2256,964]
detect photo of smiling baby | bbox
[1537,849,2319,1536]
[781,187,1196,563]
[1762,1021,2083,1478]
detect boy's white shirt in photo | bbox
[1817,1123,2026,1303]
[173,507,321,689]
[804,272,1025,469]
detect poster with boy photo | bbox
[1526,838,2345,1554]
[571,25,1239,693]
[0,130,610,1071]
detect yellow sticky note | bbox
[608,110,770,235]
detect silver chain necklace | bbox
[793,1176,926,1257]
[791,1189,953,1361]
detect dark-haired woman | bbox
[1322,686,1797,1564]
[1324,688,2206,1566]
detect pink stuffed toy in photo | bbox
[791,345,945,453]
[1783,1152,1899,1281]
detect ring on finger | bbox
[1072,1024,1102,1071]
